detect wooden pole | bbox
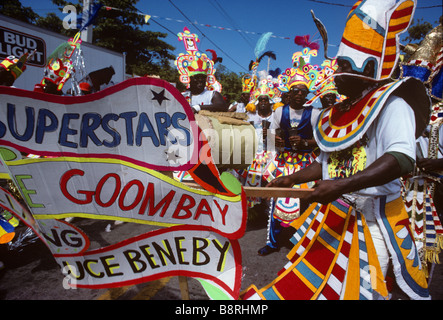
[178,276,190,300]
[182,182,313,199]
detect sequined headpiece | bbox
[336,0,416,80]
[242,74,257,93]
[175,27,217,89]
[252,72,277,102]
[277,49,319,93]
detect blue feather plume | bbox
[254,32,273,58]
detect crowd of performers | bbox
[172,0,443,300]
[0,0,442,300]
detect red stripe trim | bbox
[390,5,414,19]
[383,54,397,62]
[341,37,382,58]
[388,22,410,33]
[381,68,392,77]
[386,38,396,47]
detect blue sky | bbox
[19,0,443,75]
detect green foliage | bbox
[215,65,243,104]
[0,0,39,24]
[0,0,244,95]
[404,18,434,43]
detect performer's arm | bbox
[200,91,228,112]
[305,153,405,204]
[266,160,323,189]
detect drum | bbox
[196,111,257,170]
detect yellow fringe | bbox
[437,234,443,250]
[425,248,441,265]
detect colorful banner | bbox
[5,157,246,239]
[58,225,242,299]
[0,185,43,241]
[0,77,200,172]
[0,78,246,299]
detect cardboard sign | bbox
[58,225,242,299]
[38,218,90,256]
[6,157,246,239]
[0,77,200,172]
[0,78,246,299]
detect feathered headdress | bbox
[294,35,320,51]
[248,32,275,74]
[252,71,277,102]
[206,49,223,64]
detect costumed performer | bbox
[307,58,342,110]
[257,50,319,256]
[267,0,431,299]
[400,19,443,276]
[0,53,31,86]
[175,27,227,113]
[228,74,256,113]
[237,72,277,208]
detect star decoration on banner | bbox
[151,89,169,106]
[165,148,182,164]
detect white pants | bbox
[366,221,390,277]
[344,194,391,277]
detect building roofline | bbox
[0,13,123,58]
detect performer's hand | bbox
[274,135,285,148]
[417,158,443,172]
[191,105,201,113]
[266,175,295,189]
[305,179,343,205]
[289,135,302,148]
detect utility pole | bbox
[80,0,93,43]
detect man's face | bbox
[289,84,309,107]
[334,58,372,98]
[257,95,271,112]
[189,74,207,94]
[320,93,337,108]
[240,92,250,103]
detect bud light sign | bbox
[0,26,46,67]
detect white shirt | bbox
[229,101,247,113]
[316,95,416,197]
[270,105,322,130]
[247,111,274,153]
[270,106,304,129]
[182,89,214,106]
